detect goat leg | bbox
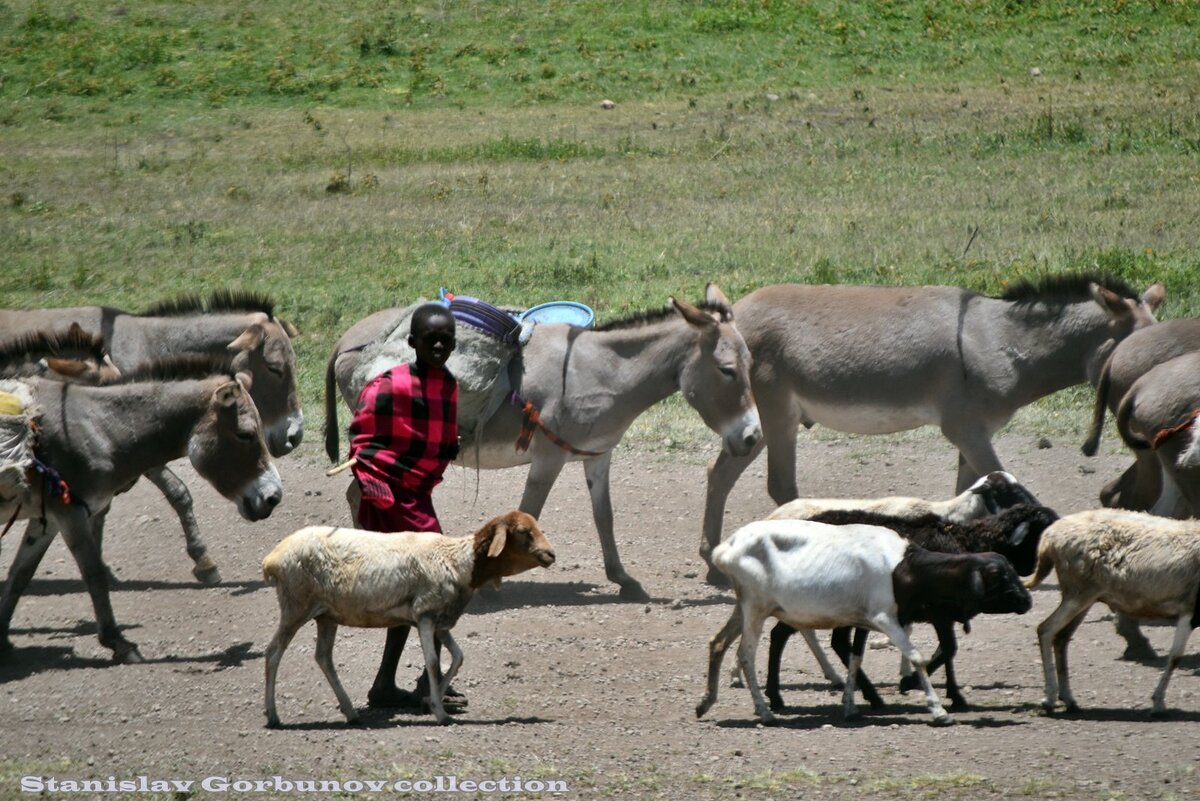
[830,627,885,709]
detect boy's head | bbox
[409,303,456,368]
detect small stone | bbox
[1079,465,1096,475]
[1030,67,1042,77]
[1037,437,1052,449]
[765,93,779,103]
[600,99,616,110]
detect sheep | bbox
[1025,509,1200,716]
[767,470,1040,526]
[695,518,1032,726]
[765,504,1057,711]
[262,510,555,727]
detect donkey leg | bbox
[701,438,767,586]
[57,507,143,663]
[143,466,219,584]
[582,451,648,601]
[944,423,1004,493]
[0,518,58,653]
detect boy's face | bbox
[409,313,456,368]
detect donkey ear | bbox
[228,324,266,353]
[1140,283,1166,312]
[215,381,241,408]
[671,297,716,329]
[705,283,732,311]
[235,370,254,393]
[278,318,300,338]
[44,357,88,378]
[1088,283,1129,317]
[486,521,509,558]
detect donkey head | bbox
[227,315,304,457]
[188,371,283,522]
[674,284,762,457]
[1086,281,1165,383]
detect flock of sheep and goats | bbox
[1,274,1198,730]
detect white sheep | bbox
[767,470,1039,525]
[1025,509,1200,716]
[262,511,555,726]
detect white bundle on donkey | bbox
[0,381,38,524]
[347,296,533,454]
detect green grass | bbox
[2,1,1198,451]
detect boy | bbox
[347,302,462,709]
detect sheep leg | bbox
[830,627,884,709]
[871,615,951,726]
[929,621,965,709]
[840,627,871,720]
[736,609,774,723]
[416,617,451,724]
[313,616,358,725]
[436,630,464,701]
[1037,597,1092,713]
[801,627,846,686]
[143,466,220,584]
[1150,615,1193,717]
[697,606,741,718]
[263,613,308,728]
[582,452,647,601]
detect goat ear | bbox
[486,523,508,558]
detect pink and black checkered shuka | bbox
[348,362,459,510]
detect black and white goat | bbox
[766,504,1057,711]
[695,518,1032,726]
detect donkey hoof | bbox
[617,582,650,602]
[1120,643,1157,662]
[705,568,732,589]
[193,560,222,585]
[112,644,145,664]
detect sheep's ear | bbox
[1009,521,1031,546]
[971,567,986,600]
[486,522,508,558]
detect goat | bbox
[766,504,1057,711]
[695,519,1032,726]
[1026,509,1200,716]
[767,470,1040,526]
[262,511,555,726]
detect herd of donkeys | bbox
[1,273,1199,728]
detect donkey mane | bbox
[0,327,107,366]
[102,354,238,385]
[593,300,733,332]
[999,273,1139,305]
[140,290,276,319]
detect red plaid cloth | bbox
[349,362,459,511]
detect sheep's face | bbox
[972,554,1033,615]
[473,511,555,588]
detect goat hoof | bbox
[1039,703,1057,716]
[695,701,712,719]
[617,582,650,602]
[897,675,918,694]
[768,696,784,713]
[193,561,222,585]
[949,697,969,711]
[265,717,282,729]
[930,714,955,727]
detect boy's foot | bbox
[367,686,424,710]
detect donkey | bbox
[701,274,1164,585]
[0,292,301,583]
[0,357,282,663]
[0,324,119,383]
[325,284,761,600]
[1082,318,1200,512]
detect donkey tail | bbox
[1081,355,1113,457]
[324,345,342,463]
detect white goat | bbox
[768,470,1038,525]
[1026,509,1200,716]
[697,520,955,726]
[262,511,555,726]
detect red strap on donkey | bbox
[510,392,605,457]
[1152,408,1200,450]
